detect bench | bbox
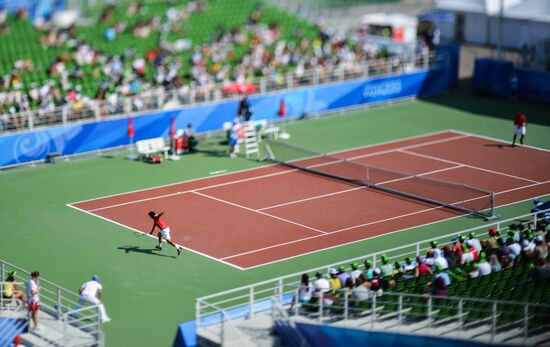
[249,120,280,141]
[136,138,170,159]
[260,126,280,140]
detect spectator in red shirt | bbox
[512,112,527,146]
[148,211,182,255]
[415,256,433,278]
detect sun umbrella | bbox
[221,82,257,94]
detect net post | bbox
[484,192,500,221]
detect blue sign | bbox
[0,68,449,167]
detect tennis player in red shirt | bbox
[149,211,182,255]
[512,112,527,147]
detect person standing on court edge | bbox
[237,96,253,122]
[512,112,527,147]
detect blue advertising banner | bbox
[0,68,449,167]
[516,68,550,102]
[295,322,494,347]
[0,0,64,19]
[473,59,514,99]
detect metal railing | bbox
[196,300,257,347]
[271,299,309,347]
[0,281,25,312]
[278,289,550,345]
[62,305,103,347]
[196,209,549,334]
[0,259,103,346]
[0,52,438,135]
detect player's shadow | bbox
[117,246,176,258]
[196,148,229,158]
[484,143,515,149]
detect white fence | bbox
[0,259,103,346]
[0,52,438,134]
[196,209,549,344]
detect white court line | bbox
[374,165,464,186]
[399,149,541,184]
[86,135,468,212]
[69,129,458,205]
[258,165,463,212]
[240,192,550,270]
[191,191,328,235]
[303,134,468,172]
[64,204,245,270]
[257,187,366,211]
[86,168,299,212]
[220,180,550,261]
[66,129,550,207]
[342,135,468,161]
[451,129,550,154]
[67,129,550,269]
[87,192,186,212]
[221,205,448,260]
[221,190,485,260]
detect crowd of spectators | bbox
[292,205,550,311]
[0,1,416,132]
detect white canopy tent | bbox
[434,0,550,66]
[435,0,550,43]
[361,12,419,44]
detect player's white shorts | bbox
[160,227,171,240]
[514,126,526,135]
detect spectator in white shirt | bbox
[312,271,335,306]
[434,249,449,271]
[468,232,482,253]
[349,263,362,283]
[507,238,522,259]
[477,252,492,276]
[26,271,40,330]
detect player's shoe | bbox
[155,245,162,251]
[177,247,182,255]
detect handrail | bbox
[0,259,103,346]
[199,286,550,345]
[197,300,256,347]
[271,298,309,347]
[62,305,102,346]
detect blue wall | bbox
[0,68,450,167]
[0,0,64,19]
[294,323,495,347]
[472,59,514,99]
[472,59,550,103]
[436,43,459,89]
[515,68,550,102]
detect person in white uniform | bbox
[79,275,111,323]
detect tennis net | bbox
[264,140,498,220]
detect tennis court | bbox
[68,130,550,269]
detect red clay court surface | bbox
[69,130,550,269]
